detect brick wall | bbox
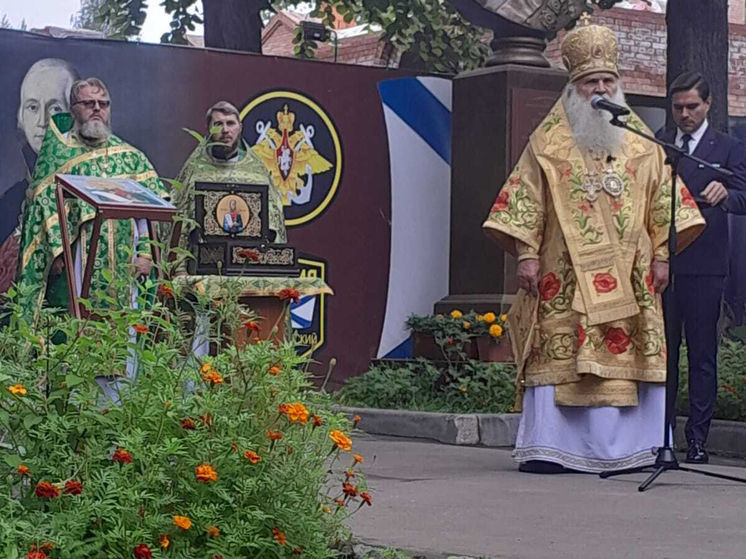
[547,5,746,116]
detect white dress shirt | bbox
[675,119,709,154]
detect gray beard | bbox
[563,85,628,154]
[76,119,111,146]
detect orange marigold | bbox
[353,453,364,464]
[334,498,346,507]
[195,463,218,483]
[312,415,323,428]
[113,449,133,464]
[281,402,309,424]
[206,526,220,537]
[157,284,174,298]
[352,414,362,427]
[159,534,170,549]
[278,288,300,304]
[35,481,60,499]
[64,479,83,495]
[17,464,31,476]
[181,417,196,430]
[173,515,192,530]
[244,450,262,464]
[133,324,149,334]
[360,492,373,506]
[272,527,287,546]
[200,367,224,386]
[342,482,358,498]
[268,365,282,376]
[244,320,261,332]
[199,413,213,426]
[330,430,352,452]
[266,429,283,441]
[26,553,48,559]
[9,383,27,396]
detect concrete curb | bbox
[339,406,746,458]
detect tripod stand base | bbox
[600,445,746,492]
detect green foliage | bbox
[71,0,112,34]
[0,261,367,556]
[334,359,516,414]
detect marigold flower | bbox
[334,498,346,507]
[312,415,323,428]
[232,441,238,452]
[268,365,282,376]
[330,430,352,452]
[476,314,484,322]
[26,553,48,559]
[35,481,60,499]
[173,515,192,530]
[206,526,220,537]
[133,324,149,334]
[157,284,174,298]
[244,449,262,464]
[17,464,31,476]
[353,453,364,464]
[267,429,283,441]
[450,309,463,319]
[65,479,83,496]
[462,321,471,330]
[133,544,152,559]
[278,288,301,303]
[500,313,508,322]
[200,413,213,426]
[244,320,261,332]
[113,449,133,464]
[200,365,224,386]
[489,324,503,338]
[272,527,287,546]
[195,463,218,483]
[40,543,54,553]
[345,469,356,479]
[9,383,27,396]
[281,402,309,424]
[181,418,196,430]
[322,505,332,514]
[483,312,496,324]
[279,403,291,414]
[237,248,261,262]
[360,492,373,506]
[342,482,358,497]
[159,534,170,549]
[460,385,468,394]
[353,415,362,427]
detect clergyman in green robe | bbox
[169,100,287,275]
[17,77,168,325]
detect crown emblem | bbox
[561,14,618,82]
[277,105,296,133]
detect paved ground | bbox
[347,434,746,559]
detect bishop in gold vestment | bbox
[483,18,705,473]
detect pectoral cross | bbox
[582,171,603,204]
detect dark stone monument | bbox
[435,0,576,314]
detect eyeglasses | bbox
[73,99,111,110]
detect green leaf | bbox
[3,455,22,468]
[65,374,86,388]
[23,414,43,430]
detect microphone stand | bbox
[597,113,746,491]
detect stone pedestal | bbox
[435,64,568,315]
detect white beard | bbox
[563,85,628,154]
[76,118,111,145]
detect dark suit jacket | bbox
[656,125,746,276]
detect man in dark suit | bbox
[658,72,746,464]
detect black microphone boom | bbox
[591,95,631,117]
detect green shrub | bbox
[0,274,367,557]
[334,359,516,415]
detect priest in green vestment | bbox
[17,77,168,323]
[169,101,287,275]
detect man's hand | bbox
[651,259,669,294]
[517,259,540,297]
[702,181,729,206]
[133,256,152,277]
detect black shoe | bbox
[518,460,568,474]
[685,440,709,464]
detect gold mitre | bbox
[561,13,619,82]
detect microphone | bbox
[591,95,631,117]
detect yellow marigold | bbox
[353,453,364,464]
[322,505,332,514]
[500,313,508,322]
[489,324,503,338]
[159,534,170,549]
[330,430,353,452]
[195,463,218,483]
[476,314,484,322]
[282,402,309,424]
[173,516,192,530]
[9,384,27,396]
[450,310,463,319]
[462,321,471,330]
[460,386,468,394]
[483,312,496,324]
[244,450,262,464]
[206,526,220,537]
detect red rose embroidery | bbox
[491,190,510,212]
[604,327,631,355]
[577,324,587,349]
[646,269,655,294]
[593,273,618,294]
[625,160,638,181]
[557,162,572,179]
[609,199,624,212]
[540,273,561,301]
[681,188,698,209]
